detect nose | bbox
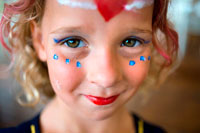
[85,47,122,88]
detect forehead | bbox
[42,0,153,34]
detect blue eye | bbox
[54,37,86,48]
[121,37,150,47]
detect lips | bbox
[85,94,119,105]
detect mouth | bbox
[84,94,120,105]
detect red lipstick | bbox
[85,95,119,105]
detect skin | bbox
[31,0,153,132]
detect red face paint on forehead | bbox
[94,0,128,21]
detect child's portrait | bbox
[0,0,199,132]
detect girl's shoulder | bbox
[132,113,166,133]
[0,114,41,133]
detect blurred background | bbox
[0,0,200,132]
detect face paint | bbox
[125,0,154,11]
[94,0,128,21]
[57,0,97,10]
[53,38,60,43]
[140,56,146,61]
[56,0,154,21]
[129,60,136,66]
[148,56,151,60]
[53,54,59,60]
[76,61,82,68]
[66,59,70,64]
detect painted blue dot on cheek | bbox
[140,56,146,61]
[66,59,70,64]
[53,54,58,60]
[76,61,82,68]
[129,60,136,66]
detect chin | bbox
[82,102,125,121]
[87,109,117,121]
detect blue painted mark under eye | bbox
[76,61,81,68]
[129,60,136,66]
[53,54,58,60]
[66,59,70,64]
[148,56,151,61]
[140,56,146,61]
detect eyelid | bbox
[53,36,85,44]
[127,36,151,44]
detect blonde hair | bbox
[0,0,178,106]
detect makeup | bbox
[53,54,59,60]
[94,0,127,21]
[140,56,146,61]
[56,0,154,21]
[57,0,154,11]
[66,59,70,64]
[125,0,154,11]
[76,61,82,68]
[85,94,120,105]
[144,40,151,44]
[53,38,60,43]
[129,60,136,66]
[57,0,97,10]
[148,56,151,60]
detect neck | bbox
[40,96,135,133]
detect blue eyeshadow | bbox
[53,38,60,43]
[144,40,150,44]
[148,56,151,60]
[53,37,73,44]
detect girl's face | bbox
[32,0,153,120]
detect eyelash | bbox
[54,36,86,48]
[53,36,150,48]
[121,36,150,47]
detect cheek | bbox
[46,52,84,93]
[123,57,150,89]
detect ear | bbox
[30,21,47,62]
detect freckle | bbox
[76,61,82,68]
[129,60,136,66]
[53,54,59,60]
[148,56,151,61]
[66,59,70,64]
[140,56,146,61]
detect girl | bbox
[0,0,178,132]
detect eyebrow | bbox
[50,26,152,36]
[50,26,94,35]
[126,28,152,35]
